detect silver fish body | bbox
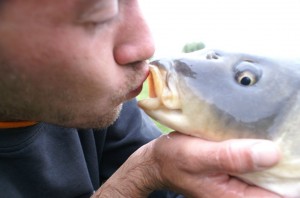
[138,49,300,197]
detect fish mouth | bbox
[138,62,181,111]
[148,64,165,99]
[137,64,167,110]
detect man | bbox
[0,0,281,197]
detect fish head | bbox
[138,49,300,140]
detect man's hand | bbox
[150,132,281,197]
[93,132,281,198]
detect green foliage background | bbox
[182,41,205,53]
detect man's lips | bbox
[126,64,150,99]
[128,84,144,98]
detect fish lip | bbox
[147,62,168,99]
[148,65,158,98]
[137,62,167,111]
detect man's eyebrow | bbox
[76,0,105,20]
[75,0,103,14]
[78,0,101,6]
[76,0,118,21]
[77,0,101,10]
[78,0,115,11]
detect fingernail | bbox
[251,141,280,170]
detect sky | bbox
[139,0,300,57]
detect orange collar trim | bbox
[0,121,38,129]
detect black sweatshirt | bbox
[0,99,184,198]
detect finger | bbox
[164,132,281,174]
[199,174,283,198]
[194,138,281,173]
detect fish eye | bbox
[235,71,257,86]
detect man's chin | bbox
[60,104,123,129]
[91,103,123,129]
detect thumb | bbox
[201,139,281,174]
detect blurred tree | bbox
[182,41,205,53]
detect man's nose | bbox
[113,1,155,65]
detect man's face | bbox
[0,0,155,128]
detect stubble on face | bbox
[91,62,147,129]
[91,103,123,129]
[69,63,146,129]
[0,55,146,130]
